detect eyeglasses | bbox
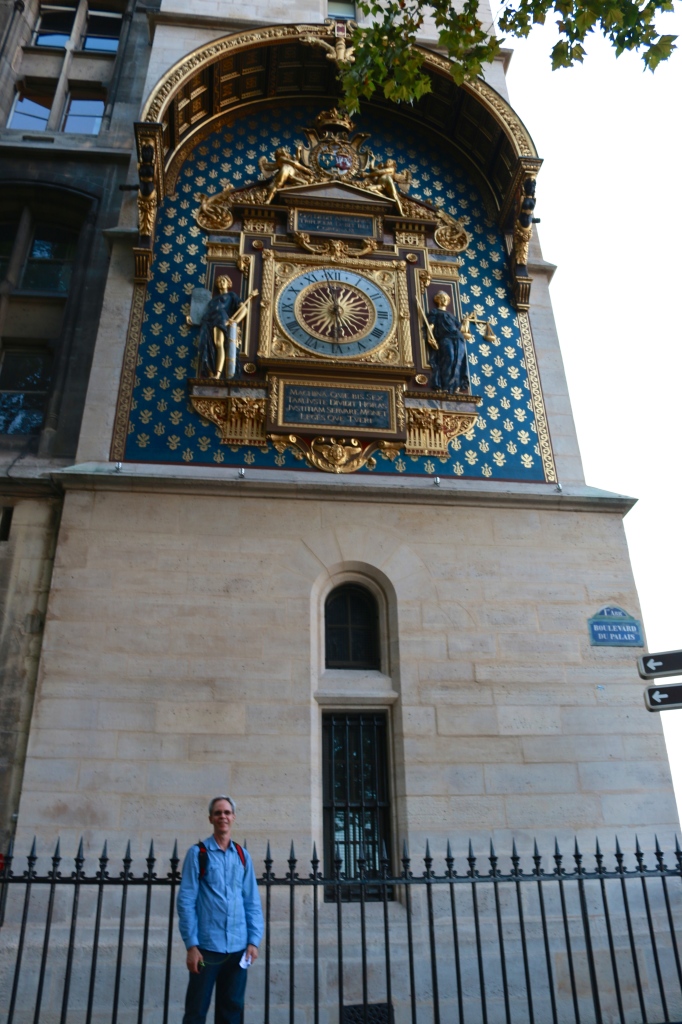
[212,810,233,816]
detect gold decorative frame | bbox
[111,281,148,461]
[258,249,413,369]
[267,374,406,439]
[517,310,557,482]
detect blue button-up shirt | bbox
[177,836,264,953]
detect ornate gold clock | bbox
[276,266,394,358]
[259,250,413,369]
[184,107,486,472]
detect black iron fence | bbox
[1,835,682,1024]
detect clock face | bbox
[277,267,394,358]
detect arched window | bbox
[325,584,380,670]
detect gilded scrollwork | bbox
[137,190,157,238]
[300,20,356,67]
[269,434,402,473]
[434,211,471,253]
[292,232,378,259]
[195,187,235,232]
[190,394,267,445]
[405,407,478,456]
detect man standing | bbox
[178,796,264,1024]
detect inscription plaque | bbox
[296,211,375,237]
[284,384,391,430]
[269,377,405,439]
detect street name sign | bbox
[637,649,682,680]
[643,682,682,712]
[588,606,643,647]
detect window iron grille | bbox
[323,711,391,898]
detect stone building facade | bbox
[0,0,678,877]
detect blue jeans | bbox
[182,949,247,1024]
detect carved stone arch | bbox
[138,25,540,226]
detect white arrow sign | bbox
[644,681,682,711]
[647,659,663,671]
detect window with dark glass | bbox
[8,87,53,131]
[325,585,380,670]
[328,0,356,18]
[322,712,391,894]
[0,349,53,435]
[20,225,78,293]
[62,94,105,133]
[0,224,17,280]
[82,9,122,51]
[33,2,77,47]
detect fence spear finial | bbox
[75,837,85,874]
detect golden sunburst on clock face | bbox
[295,282,375,343]
[276,267,395,358]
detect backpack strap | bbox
[196,840,246,879]
[196,840,208,879]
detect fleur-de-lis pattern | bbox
[122,103,552,481]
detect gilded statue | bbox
[361,156,411,215]
[419,291,469,393]
[258,148,313,203]
[187,275,258,379]
[137,141,157,238]
[513,177,536,266]
[300,31,355,66]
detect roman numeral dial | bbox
[276,267,395,358]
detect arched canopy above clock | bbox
[138,25,541,229]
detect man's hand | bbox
[246,944,259,963]
[186,946,203,974]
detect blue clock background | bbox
[122,102,552,482]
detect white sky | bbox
[498,5,682,816]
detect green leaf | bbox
[338,0,676,110]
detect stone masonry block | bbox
[401,707,436,736]
[155,702,246,735]
[497,706,561,735]
[485,762,579,795]
[437,706,498,736]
